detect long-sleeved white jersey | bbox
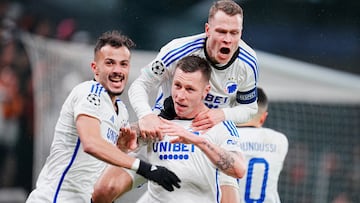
[220,127,289,203]
[26,80,129,203]
[137,119,242,203]
[128,33,258,124]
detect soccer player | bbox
[220,87,289,203]
[129,0,258,138]
[25,30,180,203]
[91,55,247,203]
[143,55,246,202]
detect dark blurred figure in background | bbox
[0,0,34,193]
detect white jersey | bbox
[137,120,241,203]
[220,127,288,203]
[129,33,258,123]
[26,80,129,203]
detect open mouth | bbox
[220,47,230,54]
[175,101,187,108]
[109,74,124,82]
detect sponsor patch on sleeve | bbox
[236,87,257,104]
[151,60,165,76]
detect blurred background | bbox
[0,0,359,202]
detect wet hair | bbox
[94,30,135,55]
[208,0,243,20]
[175,55,211,82]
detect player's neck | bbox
[177,104,208,120]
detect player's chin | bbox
[216,53,230,62]
[108,86,124,96]
[216,55,231,64]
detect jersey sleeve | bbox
[128,42,176,119]
[207,120,242,153]
[222,99,258,124]
[208,121,242,188]
[72,82,102,121]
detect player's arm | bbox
[76,115,181,192]
[192,86,258,131]
[192,108,225,131]
[128,61,166,139]
[223,83,258,124]
[196,139,245,178]
[160,118,246,178]
[222,101,257,124]
[128,67,161,119]
[221,185,240,203]
[77,114,136,168]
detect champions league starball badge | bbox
[151,60,165,75]
[87,93,101,106]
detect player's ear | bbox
[259,111,268,126]
[91,61,99,75]
[205,23,210,37]
[202,84,211,100]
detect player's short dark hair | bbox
[175,55,211,82]
[257,87,268,111]
[208,0,243,20]
[94,30,135,55]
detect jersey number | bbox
[245,158,269,203]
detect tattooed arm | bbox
[195,139,245,179]
[159,118,246,179]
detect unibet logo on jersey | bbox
[204,94,229,109]
[153,141,195,160]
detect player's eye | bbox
[105,59,114,65]
[120,61,129,67]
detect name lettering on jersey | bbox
[238,142,277,153]
[106,128,118,145]
[204,94,228,109]
[236,87,257,104]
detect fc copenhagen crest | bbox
[224,81,237,95]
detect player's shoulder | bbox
[162,33,206,50]
[213,120,240,138]
[263,127,288,143]
[238,39,257,58]
[72,80,107,97]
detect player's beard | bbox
[107,73,125,96]
[108,90,123,97]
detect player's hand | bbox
[192,108,224,131]
[138,114,164,140]
[136,160,181,192]
[117,127,138,152]
[159,117,201,145]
